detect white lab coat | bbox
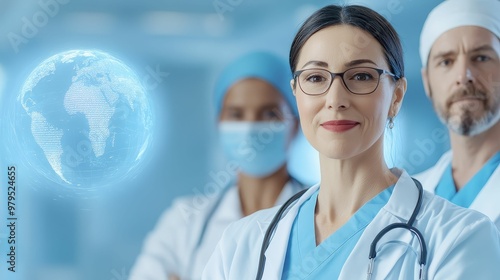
[202,169,500,280]
[415,150,500,229]
[129,180,304,280]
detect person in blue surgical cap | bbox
[128,52,307,280]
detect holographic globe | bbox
[14,50,153,188]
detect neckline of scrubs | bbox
[436,151,500,208]
[282,185,394,279]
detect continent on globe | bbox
[16,49,153,188]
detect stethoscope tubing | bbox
[256,178,427,280]
[255,188,308,280]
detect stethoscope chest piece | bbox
[366,178,427,280]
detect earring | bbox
[388,116,394,129]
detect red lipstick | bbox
[321,120,359,132]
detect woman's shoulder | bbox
[145,187,240,242]
[207,205,282,270]
[168,187,238,221]
[223,205,282,240]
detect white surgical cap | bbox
[419,0,500,67]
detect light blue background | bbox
[0,1,449,279]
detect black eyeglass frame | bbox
[293,67,401,96]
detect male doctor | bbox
[416,0,500,228]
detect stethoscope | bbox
[191,176,306,256]
[256,178,427,280]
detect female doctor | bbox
[202,5,500,280]
[128,52,306,280]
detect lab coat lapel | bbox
[418,150,500,225]
[220,186,243,221]
[470,165,500,225]
[259,185,319,279]
[416,150,452,192]
[339,170,421,279]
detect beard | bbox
[430,83,500,136]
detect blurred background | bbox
[0,0,449,279]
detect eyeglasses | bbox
[293,67,400,95]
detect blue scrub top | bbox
[435,152,500,208]
[282,186,394,279]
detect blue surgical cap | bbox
[213,51,298,118]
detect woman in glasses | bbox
[202,5,500,279]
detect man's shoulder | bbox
[413,150,452,185]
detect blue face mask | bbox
[218,121,293,177]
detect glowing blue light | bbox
[12,49,153,190]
